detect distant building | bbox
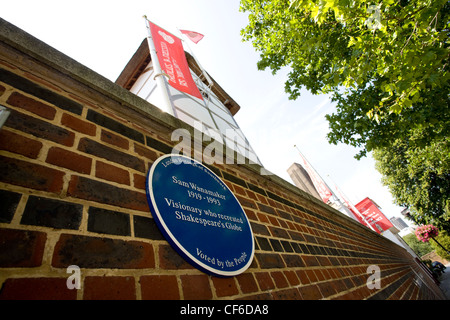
[287,163,321,200]
[390,216,408,230]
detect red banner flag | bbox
[148,21,203,100]
[180,30,204,44]
[355,197,394,234]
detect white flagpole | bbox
[178,29,213,88]
[143,16,174,116]
[328,175,377,232]
[294,145,335,203]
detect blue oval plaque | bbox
[146,154,254,277]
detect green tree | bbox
[373,135,450,231]
[430,230,450,260]
[403,233,433,257]
[240,0,449,228]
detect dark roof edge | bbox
[115,38,240,115]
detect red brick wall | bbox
[0,24,446,300]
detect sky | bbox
[1,0,413,226]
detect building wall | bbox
[0,19,445,300]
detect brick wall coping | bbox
[0,17,385,240]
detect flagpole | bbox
[294,145,335,203]
[327,175,377,232]
[143,16,174,116]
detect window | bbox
[129,60,262,166]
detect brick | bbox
[101,129,129,149]
[78,138,145,172]
[133,173,146,190]
[243,208,257,221]
[46,146,92,174]
[95,161,130,185]
[258,202,276,215]
[281,240,294,252]
[271,271,289,288]
[256,212,270,224]
[61,113,96,136]
[255,272,275,291]
[21,196,83,230]
[0,129,42,159]
[233,184,247,197]
[52,234,155,269]
[249,221,270,236]
[0,189,22,223]
[268,226,290,240]
[134,143,157,161]
[294,271,309,287]
[0,155,65,193]
[221,171,247,188]
[256,252,285,269]
[268,216,280,227]
[278,209,293,221]
[316,281,338,298]
[288,230,305,242]
[298,284,322,300]
[180,274,212,300]
[255,236,272,251]
[305,269,318,283]
[290,242,302,254]
[212,277,239,298]
[86,109,144,143]
[0,228,46,267]
[158,244,195,270]
[247,183,267,196]
[87,206,130,236]
[140,275,180,300]
[5,110,75,146]
[7,92,56,119]
[84,276,136,300]
[0,278,77,300]
[0,68,83,115]
[316,256,332,267]
[236,273,259,294]
[236,195,257,210]
[284,270,301,286]
[269,239,283,252]
[302,255,320,267]
[133,215,165,240]
[245,189,258,202]
[282,254,305,268]
[67,175,148,212]
[146,135,173,154]
[272,288,302,300]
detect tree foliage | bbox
[430,230,450,260]
[402,233,433,257]
[240,0,449,155]
[374,134,450,230]
[240,0,449,229]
